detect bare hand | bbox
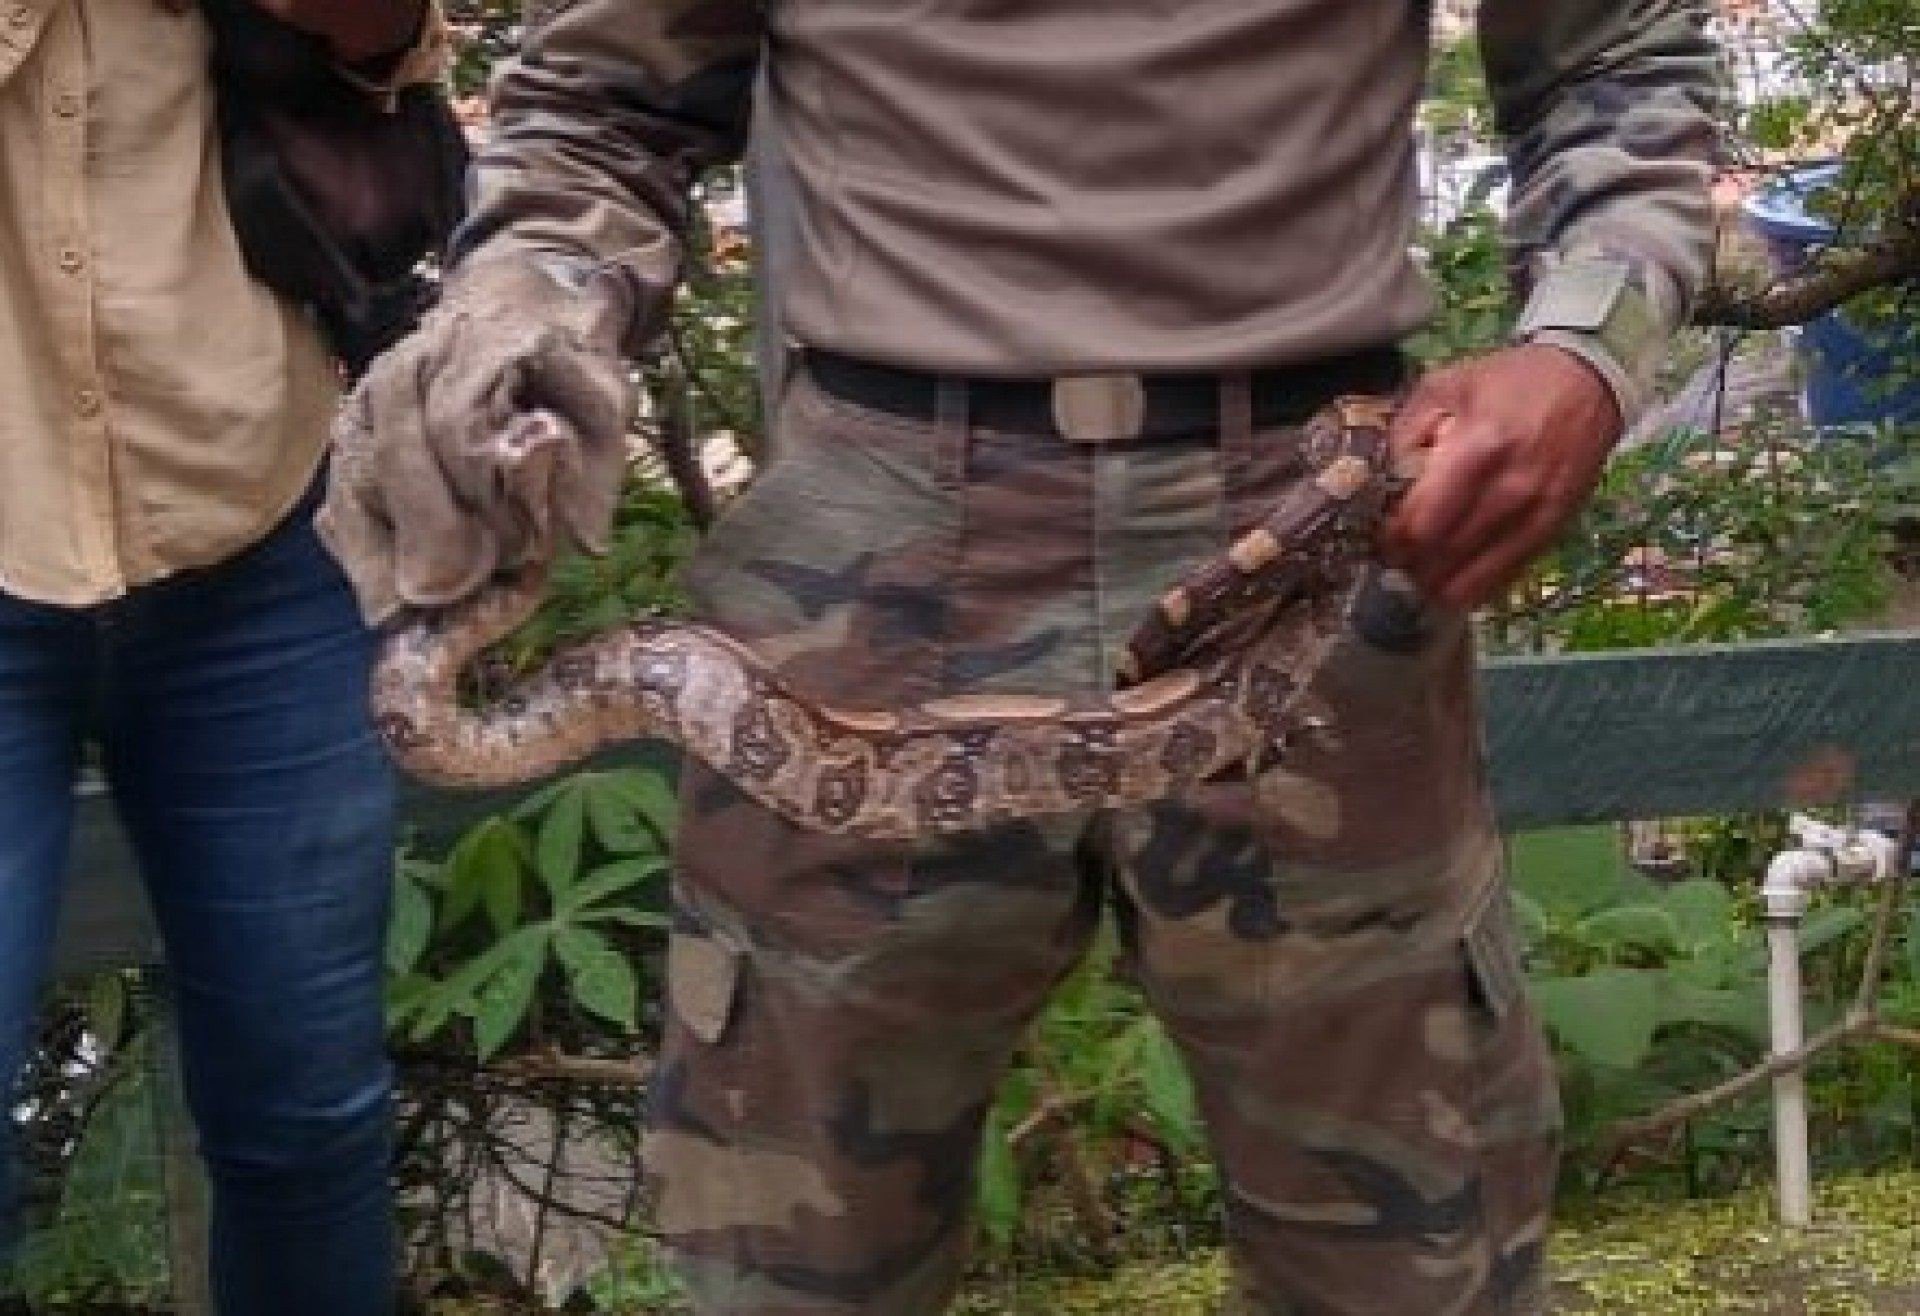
[1381,345,1623,611]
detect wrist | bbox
[448,253,640,353]
[1514,256,1669,429]
[1523,334,1629,440]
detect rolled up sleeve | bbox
[1480,0,1729,422]
[448,0,765,355]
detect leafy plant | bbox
[1703,0,1920,333]
[974,941,1209,1266]
[389,766,679,1062]
[1510,824,1920,1194]
[1484,420,1910,654]
[1409,205,1514,365]
[5,1027,169,1311]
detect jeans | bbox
[0,493,397,1315]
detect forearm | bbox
[1479,0,1729,423]
[449,0,764,355]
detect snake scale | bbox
[371,396,1410,840]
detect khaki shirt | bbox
[459,0,1725,425]
[0,0,442,608]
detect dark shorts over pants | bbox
[647,366,1561,1314]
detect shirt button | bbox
[57,246,85,274]
[74,388,103,417]
[52,91,80,118]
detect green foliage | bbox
[1512,828,1771,1167]
[5,1029,169,1311]
[653,173,764,460]
[1421,36,1491,143]
[1409,207,1514,365]
[389,766,677,1062]
[490,486,697,675]
[1511,823,1920,1194]
[579,1236,688,1312]
[974,941,1209,1266]
[443,0,522,98]
[1735,0,1920,373]
[1484,421,1911,654]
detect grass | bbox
[954,1171,1920,1315]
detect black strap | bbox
[805,346,1408,441]
[200,0,470,377]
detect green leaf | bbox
[1798,905,1867,956]
[408,925,541,1044]
[510,776,570,821]
[1658,879,1736,945]
[474,928,552,1061]
[1508,827,1633,918]
[387,868,435,976]
[586,775,657,854]
[976,1107,1024,1249]
[1134,1020,1200,1154]
[559,857,670,919]
[1530,968,1660,1069]
[1509,890,1550,948]
[385,972,435,1031]
[1577,905,1683,957]
[1658,980,1769,1041]
[442,819,531,934]
[604,767,682,845]
[535,782,588,899]
[554,927,639,1030]
[582,908,673,931]
[482,849,525,938]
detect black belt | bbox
[803,345,1407,443]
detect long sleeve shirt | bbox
[0,0,444,607]
[457,1,1724,429]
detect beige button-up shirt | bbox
[0,0,438,607]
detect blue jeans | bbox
[0,494,397,1315]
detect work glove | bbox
[317,256,637,625]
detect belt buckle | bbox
[1051,374,1146,444]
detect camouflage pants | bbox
[647,370,1561,1314]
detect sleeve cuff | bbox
[1514,257,1669,428]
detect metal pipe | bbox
[1761,848,1820,1227]
[1756,817,1901,1227]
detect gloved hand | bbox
[317,256,637,625]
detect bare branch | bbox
[1695,223,1920,329]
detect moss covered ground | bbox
[954,1171,1920,1315]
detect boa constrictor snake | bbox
[372,396,1415,840]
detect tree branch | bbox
[1695,223,1920,330]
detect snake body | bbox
[372,397,1404,839]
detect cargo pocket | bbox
[1458,876,1562,1292]
[1461,879,1528,1025]
[666,926,744,1047]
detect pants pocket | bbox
[1461,878,1530,1026]
[665,923,745,1047]
[1458,878,1562,1310]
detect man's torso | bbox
[763,0,1436,375]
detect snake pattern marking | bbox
[371,397,1408,840]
